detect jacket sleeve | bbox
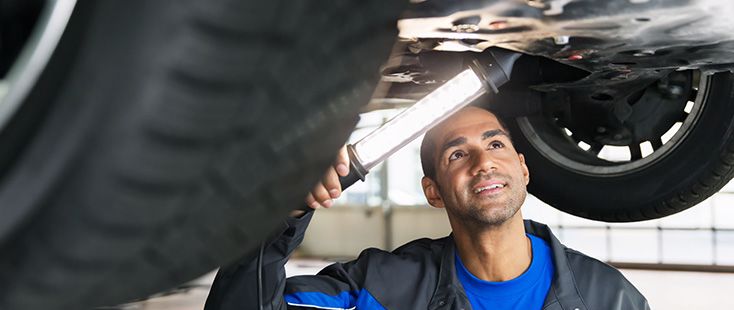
[282,249,387,309]
[203,211,385,310]
[203,211,315,310]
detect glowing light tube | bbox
[353,68,486,170]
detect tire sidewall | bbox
[508,72,734,221]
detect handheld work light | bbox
[338,48,522,190]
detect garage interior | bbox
[4,1,734,309]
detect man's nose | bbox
[470,150,497,176]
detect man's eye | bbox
[448,151,465,161]
[490,141,505,149]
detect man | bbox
[205,106,649,310]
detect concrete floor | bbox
[118,259,734,309]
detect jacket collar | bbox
[428,220,588,310]
[427,235,469,310]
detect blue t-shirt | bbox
[455,234,554,310]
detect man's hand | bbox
[305,146,350,209]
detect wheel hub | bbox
[519,70,704,175]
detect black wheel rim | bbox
[0,0,76,131]
[517,70,709,176]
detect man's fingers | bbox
[305,193,319,210]
[323,168,342,199]
[311,183,333,208]
[335,145,350,177]
[303,145,350,209]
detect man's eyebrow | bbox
[438,129,509,155]
[482,129,508,140]
[440,137,467,155]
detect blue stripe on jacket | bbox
[284,288,386,309]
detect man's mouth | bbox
[473,182,507,194]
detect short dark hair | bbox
[419,110,513,181]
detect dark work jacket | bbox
[204,211,650,310]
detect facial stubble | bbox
[441,175,528,229]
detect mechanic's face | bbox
[422,107,529,228]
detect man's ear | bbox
[518,153,530,185]
[421,176,445,209]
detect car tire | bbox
[0,0,402,309]
[508,72,734,222]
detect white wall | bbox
[299,206,452,257]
